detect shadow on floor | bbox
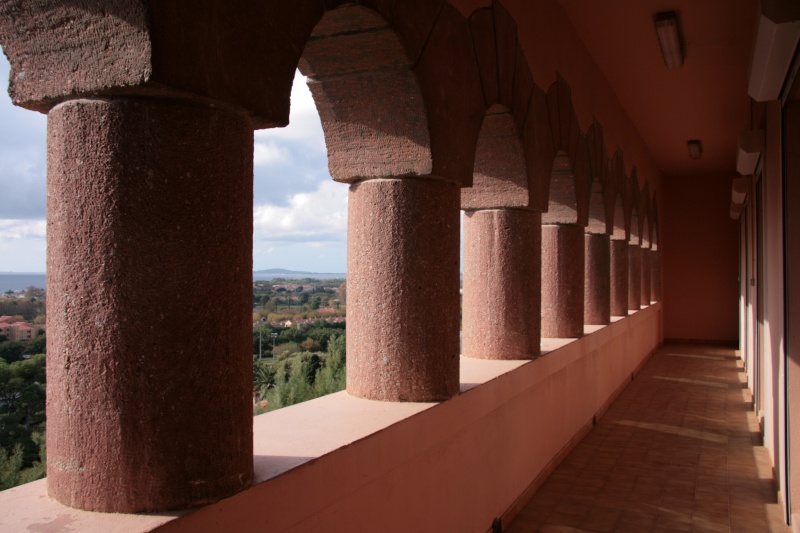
[504,343,787,533]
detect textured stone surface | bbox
[494,0,517,108]
[0,0,151,112]
[300,5,432,183]
[610,239,629,316]
[584,233,611,325]
[46,98,253,512]
[586,121,607,193]
[628,243,642,311]
[541,224,584,338]
[468,7,498,108]
[611,193,627,241]
[462,209,541,359]
[511,43,534,131]
[415,2,484,186]
[347,178,460,401]
[393,0,444,64]
[651,249,662,302]
[543,153,578,224]
[0,1,322,126]
[148,0,321,128]
[641,245,652,305]
[586,178,607,234]
[313,3,387,36]
[306,51,432,182]
[461,106,530,210]
[524,85,553,212]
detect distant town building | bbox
[0,316,42,343]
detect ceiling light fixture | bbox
[687,140,702,160]
[655,11,684,69]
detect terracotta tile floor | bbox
[505,344,788,533]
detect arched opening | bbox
[544,151,579,224]
[584,174,611,325]
[461,104,540,359]
[251,69,348,413]
[295,4,458,402]
[610,191,630,317]
[297,5,431,182]
[542,151,584,338]
[628,205,642,311]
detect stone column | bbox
[610,239,629,316]
[584,233,611,325]
[628,243,641,311]
[542,224,585,338]
[651,249,662,302]
[641,245,652,306]
[346,178,460,401]
[47,98,254,512]
[462,209,541,359]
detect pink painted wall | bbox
[157,308,660,533]
[0,307,661,532]
[662,172,739,342]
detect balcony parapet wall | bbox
[0,304,661,533]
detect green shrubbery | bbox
[253,333,346,412]
[0,353,46,490]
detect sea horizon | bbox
[0,269,347,292]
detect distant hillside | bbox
[253,268,346,281]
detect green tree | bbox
[314,334,346,396]
[273,342,300,360]
[253,360,277,400]
[262,334,347,412]
[0,354,46,488]
[300,337,321,352]
[25,335,46,355]
[0,445,24,490]
[0,341,25,363]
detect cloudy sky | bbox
[0,49,349,274]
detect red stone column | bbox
[610,239,629,316]
[347,178,460,401]
[641,245,652,306]
[628,243,642,311]
[542,224,585,338]
[651,249,662,302]
[46,98,254,512]
[462,209,541,359]
[584,233,611,325]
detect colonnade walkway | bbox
[506,344,787,533]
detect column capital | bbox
[0,1,318,127]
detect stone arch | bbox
[541,77,591,226]
[610,150,628,241]
[298,5,432,182]
[651,193,660,251]
[586,121,609,235]
[545,151,578,223]
[627,171,641,246]
[460,1,552,209]
[461,105,529,209]
[639,181,652,249]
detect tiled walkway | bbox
[506,344,788,533]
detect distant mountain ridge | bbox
[253,268,346,280]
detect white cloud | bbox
[254,71,327,148]
[253,180,347,242]
[0,219,46,241]
[253,141,291,166]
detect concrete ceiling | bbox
[559,0,757,177]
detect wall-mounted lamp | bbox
[687,140,702,159]
[655,11,684,69]
[736,129,764,175]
